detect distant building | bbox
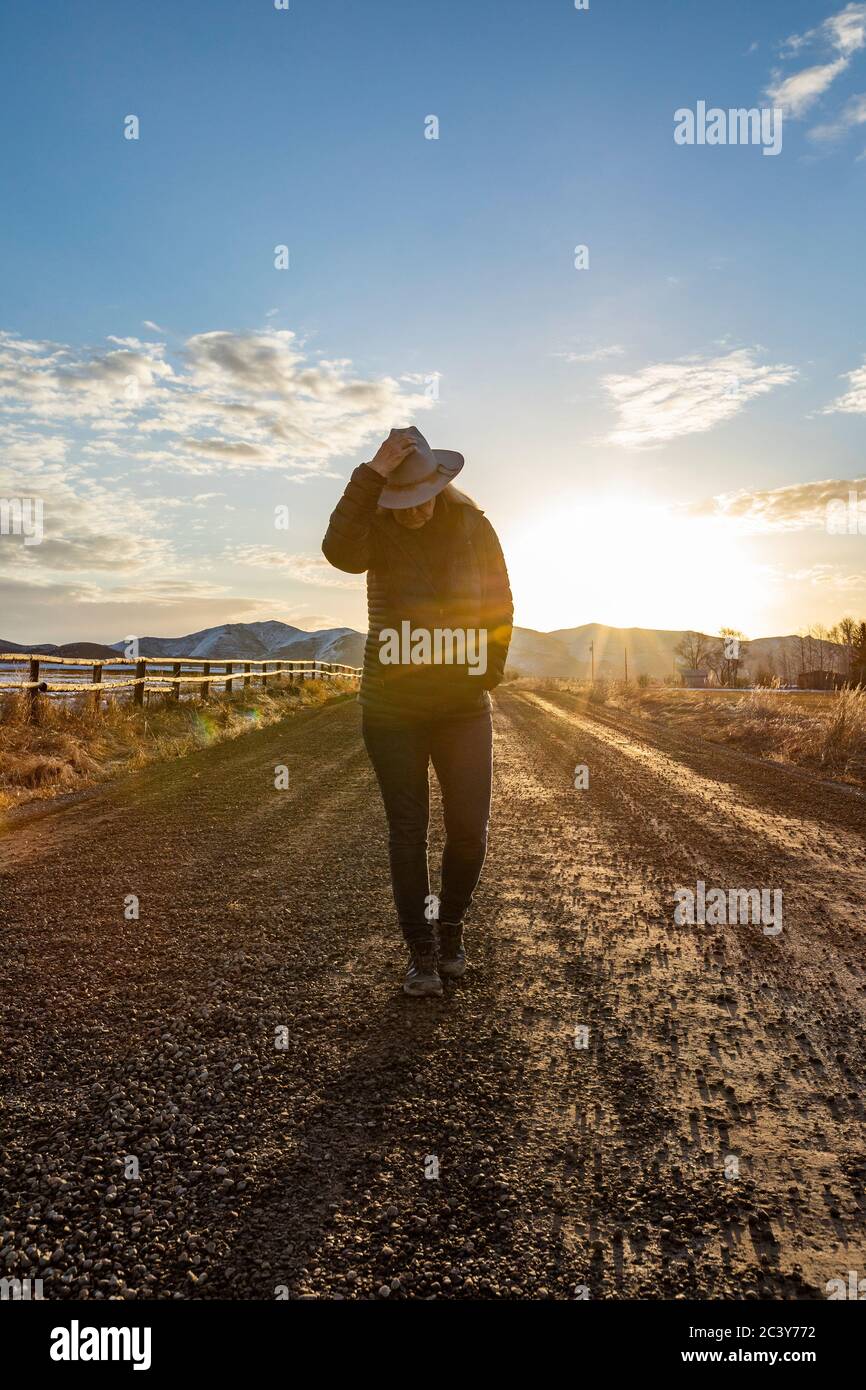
[797,670,841,690]
[680,669,709,689]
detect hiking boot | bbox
[403,943,443,996]
[438,923,466,978]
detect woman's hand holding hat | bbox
[368,428,417,478]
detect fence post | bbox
[201,662,210,702]
[243,661,251,691]
[27,658,41,724]
[172,663,181,701]
[225,662,233,694]
[133,659,146,707]
[297,661,305,685]
[92,663,103,714]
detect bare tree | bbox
[856,622,866,685]
[674,631,714,672]
[714,627,749,687]
[810,624,831,675]
[836,616,858,679]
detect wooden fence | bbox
[0,652,361,722]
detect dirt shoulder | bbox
[0,680,355,814]
[521,679,866,791]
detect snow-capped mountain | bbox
[109,622,365,665]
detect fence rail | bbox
[0,652,361,721]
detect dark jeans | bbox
[362,708,493,946]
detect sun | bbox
[505,497,761,635]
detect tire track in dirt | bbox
[494,686,866,1297]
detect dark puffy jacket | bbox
[322,463,513,720]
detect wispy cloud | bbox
[767,57,849,118]
[767,3,866,118]
[778,563,866,592]
[0,326,433,477]
[823,357,866,413]
[0,323,421,637]
[826,2,866,56]
[809,90,866,140]
[225,546,364,589]
[559,344,625,365]
[601,348,797,449]
[689,476,866,532]
[0,572,331,645]
[0,433,181,579]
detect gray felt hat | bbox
[377,426,464,509]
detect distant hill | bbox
[0,638,119,659]
[511,624,846,682]
[0,638,58,656]
[58,642,125,660]
[2,621,847,682]
[507,627,578,678]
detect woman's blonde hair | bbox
[440,482,481,509]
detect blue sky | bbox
[1,0,865,642]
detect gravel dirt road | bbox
[2,683,864,1301]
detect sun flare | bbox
[506,497,760,635]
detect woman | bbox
[322,426,513,996]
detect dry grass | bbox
[0,680,355,812]
[524,678,866,788]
